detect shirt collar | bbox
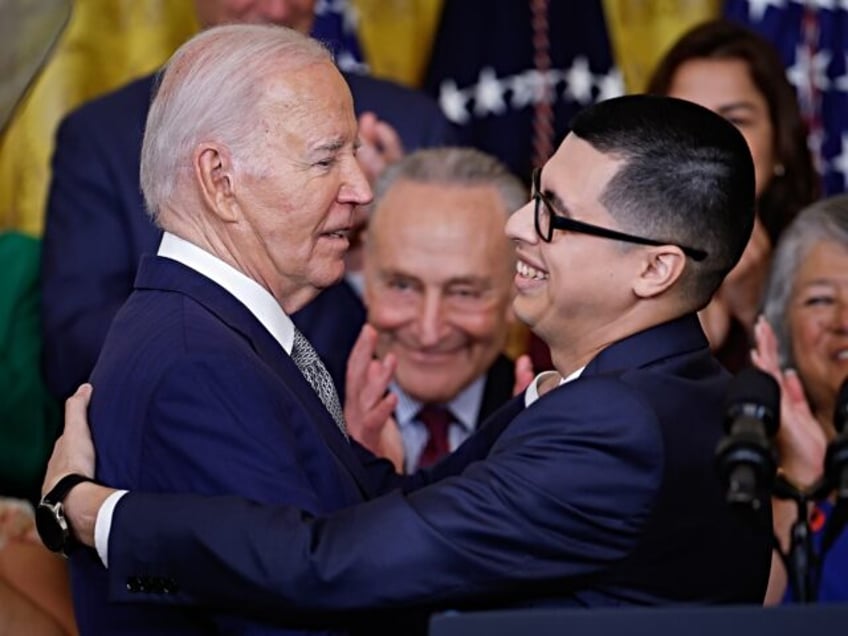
[157,232,295,354]
[394,375,486,434]
[524,365,584,407]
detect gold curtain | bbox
[602,0,721,93]
[352,0,444,88]
[0,0,199,236]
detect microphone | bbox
[715,368,780,511]
[824,378,848,501]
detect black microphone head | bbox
[724,367,780,437]
[834,377,848,435]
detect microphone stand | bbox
[771,476,830,603]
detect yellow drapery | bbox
[0,0,198,236]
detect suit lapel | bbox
[134,256,376,498]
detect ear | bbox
[195,143,239,222]
[632,246,686,299]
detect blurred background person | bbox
[648,19,819,372]
[0,231,73,635]
[753,195,848,604]
[40,0,453,403]
[346,147,526,472]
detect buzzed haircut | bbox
[570,94,756,308]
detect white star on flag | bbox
[834,54,848,92]
[439,79,470,125]
[596,69,624,101]
[787,45,832,97]
[509,72,537,110]
[746,0,787,21]
[564,56,593,105]
[474,67,508,117]
[830,133,848,186]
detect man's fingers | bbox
[512,354,534,396]
[346,324,378,390]
[66,383,94,430]
[360,353,396,404]
[363,393,398,432]
[42,383,97,496]
[373,120,404,161]
[357,111,378,142]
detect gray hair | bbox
[140,23,331,221]
[762,194,848,366]
[372,147,527,218]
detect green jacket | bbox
[0,232,60,503]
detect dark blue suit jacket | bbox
[103,315,771,625]
[71,255,397,635]
[41,71,453,400]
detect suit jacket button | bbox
[126,577,140,593]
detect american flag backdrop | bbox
[726,0,848,195]
[422,0,621,184]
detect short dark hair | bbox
[647,19,819,244]
[570,94,756,308]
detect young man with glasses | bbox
[41,94,772,629]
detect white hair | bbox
[140,24,331,222]
[762,194,848,367]
[372,147,527,219]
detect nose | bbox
[505,199,538,244]
[339,156,373,207]
[415,291,446,347]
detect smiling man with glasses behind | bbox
[43,95,772,628]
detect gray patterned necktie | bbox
[290,327,348,439]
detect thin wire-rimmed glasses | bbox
[531,168,708,262]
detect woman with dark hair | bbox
[647,19,819,371]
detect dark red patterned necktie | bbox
[417,405,454,468]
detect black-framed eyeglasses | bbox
[531,168,708,262]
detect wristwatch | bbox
[36,474,97,555]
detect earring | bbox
[773,163,785,177]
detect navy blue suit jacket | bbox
[104,315,772,624]
[41,71,453,400]
[71,255,398,635]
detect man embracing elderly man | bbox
[38,22,773,636]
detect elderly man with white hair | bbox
[62,24,391,635]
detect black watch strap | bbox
[43,473,97,505]
[37,474,98,555]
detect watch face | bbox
[35,502,68,553]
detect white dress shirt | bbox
[524,366,585,407]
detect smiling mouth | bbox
[516,260,548,280]
[322,229,350,240]
[402,346,463,365]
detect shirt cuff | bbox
[94,490,128,567]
